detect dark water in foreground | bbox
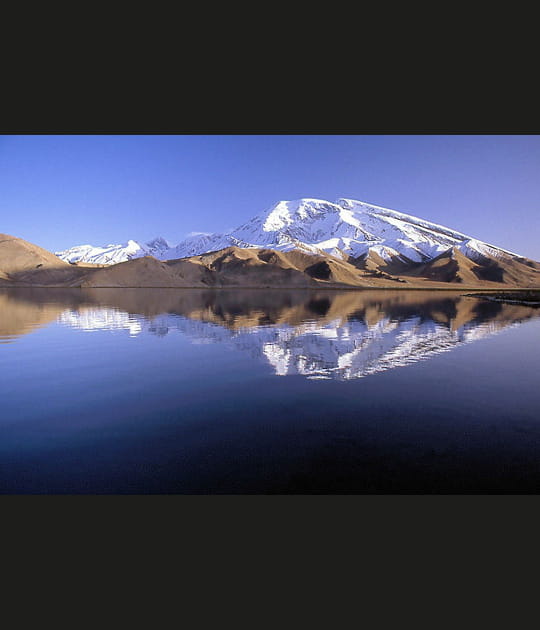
[1,287,539,494]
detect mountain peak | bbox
[145,236,173,255]
[146,236,171,248]
[261,199,341,232]
[55,196,531,269]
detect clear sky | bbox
[1,134,539,260]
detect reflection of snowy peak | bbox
[57,306,523,380]
[58,308,143,336]
[56,197,522,265]
[240,317,514,380]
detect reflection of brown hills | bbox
[2,288,539,342]
[0,292,65,341]
[85,289,540,332]
[79,289,488,330]
[0,288,114,341]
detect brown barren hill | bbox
[403,248,482,285]
[1,232,539,289]
[0,233,91,286]
[79,256,197,288]
[79,247,378,289]
[0,233,68,273]
[401,247,540,288]
[193,247,315,288]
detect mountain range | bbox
[56,197,524,265]
[1,197,539,289]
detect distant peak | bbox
[146,236,172,248]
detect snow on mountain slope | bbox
[56,198,521,265]
[145,237,173,257]
[167,197,517,263]
[456,238,519,261]
[56,237,172,264]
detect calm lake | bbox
[1,287,539,493]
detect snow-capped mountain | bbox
[55,198,521,265]
[56,237,172,264]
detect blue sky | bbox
[1,134,539,259]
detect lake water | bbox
[1,287,539,493]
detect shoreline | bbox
[463,290,540,306]
[2,285,540,292]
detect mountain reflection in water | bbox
[2,288,539,381]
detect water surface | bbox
[1,288,539,493]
